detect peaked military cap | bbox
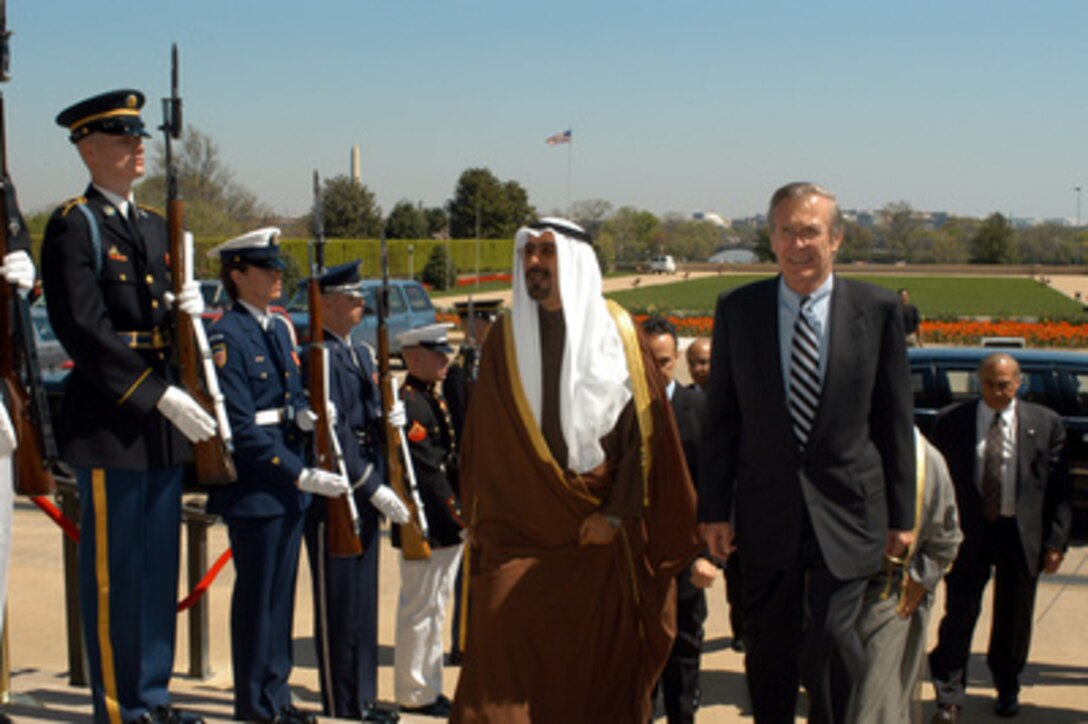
[312,260,365,297]
[208,227,288,270]
[396,323,454,354]
[56,89,150,143]
[453,298,503,322]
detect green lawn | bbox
[605,274,1088,320]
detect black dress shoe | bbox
[401,694,452,718]
[730,637,745,653]
[275,705,318,724]
[138,704,205,724]
[167,706,205,724]
[361,700,400,723]
[930,703,961,723]
[995,692,1020,718]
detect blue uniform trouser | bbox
[226,511,305,721]
[304,504,381,718]
[76,466,182,724]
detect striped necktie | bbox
[788,297,821,449]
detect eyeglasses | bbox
[518,242,557,260]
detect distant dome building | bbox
[709,248,758,264]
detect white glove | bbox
[0,250,34,291]
[326,401,337,427]
[176,280,205,316]
[163,281,205,317]
[297,468,351,498]
[156,386,217,443]
[369,485,410,524]
[297,408,319,433]
[0,403,15,458]
[388,399,407,429]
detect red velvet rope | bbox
[30,495,233,612]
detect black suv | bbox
[909,347,1088,529]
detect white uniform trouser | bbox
[0,457,13,636]
[394,543,463,707]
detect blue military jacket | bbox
[307,333,388,542]
[322,333,386,496]
[40,185,185,470]
[207,304,309,518]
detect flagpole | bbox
[567,127,573,213]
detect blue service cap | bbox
[55,89,150,144]
[208,227,288,270]
[304,260,364,297]
[396,323,454,354]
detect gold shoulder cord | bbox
[605,300,653,507]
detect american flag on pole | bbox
[546,129,572,146]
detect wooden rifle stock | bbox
[169,201,235,485]
[308,277,363,558]
[162,45,234,486]
[378,247,430,560]
[0,85,56,494]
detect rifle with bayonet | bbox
[378,231,430,560]
[161,44,236,485]
[0,0,57,495]
[308,170,362,557]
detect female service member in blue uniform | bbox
[206,228,351,724]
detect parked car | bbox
[648,254,677,274]
[909,347,1088,527]
[284,278,436,355]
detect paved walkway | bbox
[1,495,1086,722]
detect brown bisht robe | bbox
[451,303,702,723]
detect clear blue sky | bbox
[6,1,1087,223]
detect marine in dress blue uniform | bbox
[300,262,404,723]
[206,229,349,724]
[393,324,464,718]
[41,90,214,724]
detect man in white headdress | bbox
[450,218,701,723]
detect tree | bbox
[423,207,448,238]
[385,200,428,239]
[320,175,382,238]
[880,201,921,262]
[422,245,457,290]
[137,125,274,236]
[568,198,613,237]
[837,220,874,263]
[448,167,536,238]
[599,207,660,264]
[751,226,773,262]
[970,213,1017,264]
[661,218,723,261]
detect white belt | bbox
[255,408,285,426]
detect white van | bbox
[649,254,676,274]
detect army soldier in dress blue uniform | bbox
[206,228,351,724]
[301,261,408,723]
[41,90,215,724]
[393,324,464,718]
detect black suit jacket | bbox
[697,276,915,580]
[671,383,704,483]
[933,399,1071,577]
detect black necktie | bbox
[788,297,821,449]
[982,412,1004,522]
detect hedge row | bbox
[190,237,515,280]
